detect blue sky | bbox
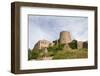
[28,15,88,49]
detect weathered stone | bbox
[33,40,51,50]
[63,44,71,50]
[59,31,71,44]
[77,41,83,49]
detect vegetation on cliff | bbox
[28,40,88,60]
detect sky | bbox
[28,15,88,49]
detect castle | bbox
[33,31,88,51]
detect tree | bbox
[28,49,32,60]
[69,40,77,49]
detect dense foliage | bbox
[47,44,64,52]
[53,48,87,59]
[28,40,88,60]
[69,40,77,49]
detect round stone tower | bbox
[59,31,71,44]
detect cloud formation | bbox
[29,15,88,49]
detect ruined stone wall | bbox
[33,31,87,51]
[33,40,51,50]
[77,41,83,49]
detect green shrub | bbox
[31,51,39,59]
[53,49,88,59]
[53,51,68,59]
[28,49,32,60]
[47,44,64,52]
[28,49,44,60]
[69,40,77,49]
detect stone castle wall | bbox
[33,31,87,51]
[33,40,51,50]
[77,41,83,49]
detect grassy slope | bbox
[52,48,88,59]
[28,48,88,60]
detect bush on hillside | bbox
[69,40,77,49]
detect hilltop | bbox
[28,31,88,60]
